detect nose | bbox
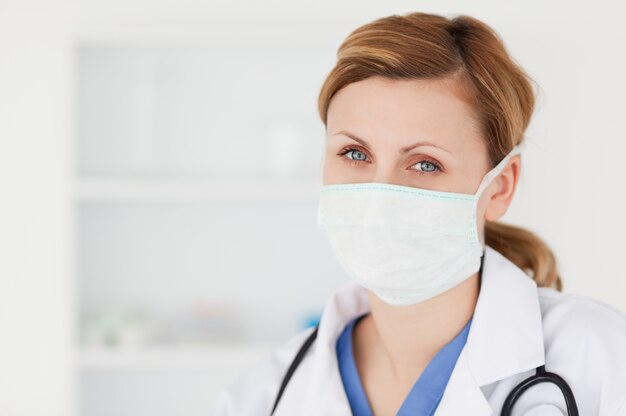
[371,165,401,185]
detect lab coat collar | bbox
[464,245,546,387]
[298,245,546,416]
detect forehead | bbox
[326,76,483,153]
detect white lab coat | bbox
[213,245,626,415]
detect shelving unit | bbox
[73,22,349,416]
[78,344,274,369]
[77,177,322,202]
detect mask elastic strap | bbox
[473,140,525,197]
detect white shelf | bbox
[77,177,322,202]
[78,344,275,369]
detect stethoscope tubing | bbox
[271,327,580,415]
[501,364,579,416]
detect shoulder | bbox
[212,326,317,416]
[536,287,626,414]
[536,287,626,342]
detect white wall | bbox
[0,2,76,416]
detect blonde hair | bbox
[317,12,562,291]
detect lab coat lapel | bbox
[290,245,546,416]
[432,347,493,415]
[434,245,546,415]
[299,279,371,416]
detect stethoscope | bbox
[270,324,579,415]
[269,253,580,415]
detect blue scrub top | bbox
[336,313,473,416]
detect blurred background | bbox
[1,0,625,415]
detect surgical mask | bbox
[316,142,524,306]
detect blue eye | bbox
[414,161,438,172]
[338,147,369,162]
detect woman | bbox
[214,12,626,416]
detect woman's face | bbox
[322,75,519,231]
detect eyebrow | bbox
[332,130,451,154]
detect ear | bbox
[484,155,521,221]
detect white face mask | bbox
[317,142,524,306]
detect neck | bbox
[358,271,481,381]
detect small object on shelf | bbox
[156,299,244,345]
[81,300,244,349]
[82,306,161,349]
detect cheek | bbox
[321,149,363,184]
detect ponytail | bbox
[485,221,562,290]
